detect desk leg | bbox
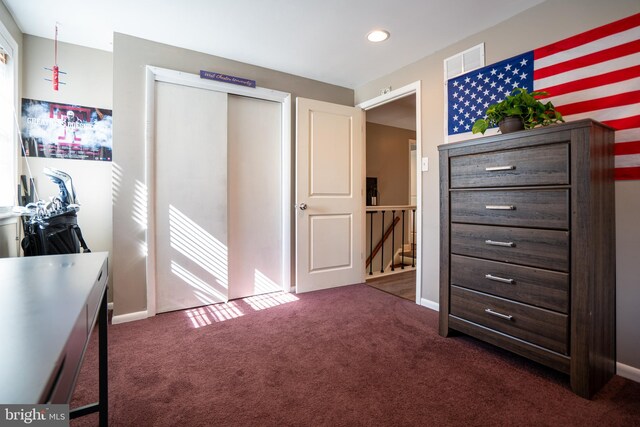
[69,286,109,424]
[99,287,108,426]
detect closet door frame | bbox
[144,66,291,317]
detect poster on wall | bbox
[20,98,113,161]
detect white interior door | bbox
[155,82,228,313]
[296,98,364,293]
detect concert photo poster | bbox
[20,98,113,162]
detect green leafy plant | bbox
[472,87,564,134]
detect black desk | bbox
[0,252,109,425]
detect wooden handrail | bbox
[366,216,400,268]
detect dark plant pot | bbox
[499,116,525,133]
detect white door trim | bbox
[356,81,423,304]
[144,66,291,317]
[1,19,20,248]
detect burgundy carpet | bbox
[70,284,640,426]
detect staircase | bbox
[393,241,417,268]
[366,206,416,277]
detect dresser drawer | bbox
[451,255,569,313]
[451,189,569,229]
[450,143,569,188]
[450,286,568,354]
[451,223,569,272]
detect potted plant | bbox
[472,87,564,134]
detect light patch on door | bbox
[309,213,352,272]
[169,204,229,289]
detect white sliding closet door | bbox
[155,81,228,313]
[227,95,283,299]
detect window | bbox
[0,25,17,208]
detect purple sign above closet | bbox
[200,70,256,88]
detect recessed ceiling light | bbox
[367,30,390,43]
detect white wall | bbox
[21,35,113,300]
[354,0,640,371]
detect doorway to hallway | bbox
[359,84,421,303]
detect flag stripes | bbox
[535,53,640,93]
[604,115,640,132]
[534,39,640,80]
[533,12,640,180]
[556,91,640,116]
[615,141,640,156]
[534,13,640,59]
[616,167,640,180]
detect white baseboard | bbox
[420,298,439,312]
[112,310,148,325]
[617,362,640,384]
[107,302,113,311]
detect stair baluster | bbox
[391,210,395,272]
[401,210,405,270]
[368,211,375,275]
[380,211,385,273]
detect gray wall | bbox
[112,33,354,316]
[355,0,640,370]
[366,122,415,207]
[21,35,113,300]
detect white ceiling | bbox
[3,0,544,89]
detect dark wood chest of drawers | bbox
[438,120,616,398]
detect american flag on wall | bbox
[447,13,640,180]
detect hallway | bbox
[366,269,416,301]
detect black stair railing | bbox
[391,210,395,272]
[367,211,376,275]
[401,210,405,270]
[380,211,385,273]
[365,206,416,275]
[366,213,400,272]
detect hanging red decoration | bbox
[44,23,66,90]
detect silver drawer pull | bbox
[485,308,513,320]
[485,205,515,210]
[485,165,515,171]
[485,274,515,284]
[485,239,515,247]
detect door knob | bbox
[299,203,308,210]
